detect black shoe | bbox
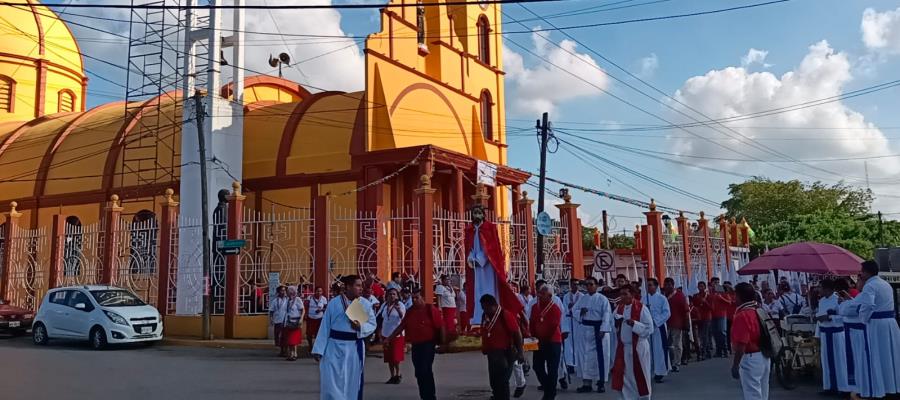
[558,378,568,390]
[654,375,664,384]
[672,365,680,373]
[576,385,593,393]
[395,375,402,384]
[597,384,606,393]
[513,386,526,398]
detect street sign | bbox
[220,247,241,256]
[536,211,552,236]
[477,160,497,187]
[594,249,615,272]
[216,239,246,249]
[268,272,281,299]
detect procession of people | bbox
[260,205,900,400]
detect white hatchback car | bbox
[32,286,163,349]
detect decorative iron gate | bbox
[330,205,378,287]
[539,219,571,287]
[663,233,686,289]
[115,218,159,306]
[6,225,49,311]
[238,206,314,315]
[432,209,466,285]
[59,221,104,287]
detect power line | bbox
[5,0,568,10]
[22,0,796,40]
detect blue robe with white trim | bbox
[644,291,671,377]
[816,294,850,392]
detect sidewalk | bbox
[162,335,483,353]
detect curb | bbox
[162,337,483,353]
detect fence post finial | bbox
[699,211,705,219]
[419,174,431,189]
[8,201,21,218]
[232,181,242,196]
[678,210,685,218]
[521,191,529,202]
[110,194,120,208]
[649,198,657,212]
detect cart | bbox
[773,314,819,390]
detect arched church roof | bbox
[0,76,362,204]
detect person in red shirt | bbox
[387,288,446,400]
[691,281,713,360]
[663,278,689,372]
[480,294,525,400]
[730,282,770,399]
[710,277,733,358]
[723,281,738,356]
[529,285,562,400]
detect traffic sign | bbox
[220,247,241,256]
[593,249,615,272]
[217,239,247,249]
[536,211,552,236]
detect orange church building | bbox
[0,1,591,338]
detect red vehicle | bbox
[0,299,33,336]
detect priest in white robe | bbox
[815,278,851,394]
[562,280,584,374]
[643,278,671,382]
[312,275,377,400]
[573,277,613,393]
[846,261,900,399]
[612,286,654,400]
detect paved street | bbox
[0,336,818,400]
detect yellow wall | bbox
[0,2,86,123]
[364,0,508,174]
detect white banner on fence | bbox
[477,160,497,187]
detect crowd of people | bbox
[265,259,900,400]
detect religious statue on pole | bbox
[464,204,523,324]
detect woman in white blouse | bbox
[380,288,407,384]
[306,286,328,351]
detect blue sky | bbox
[63,0,900,229]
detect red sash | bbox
[611,301,650,397]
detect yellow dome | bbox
[0,0,87,124]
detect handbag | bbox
[284,299,301,329]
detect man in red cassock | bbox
[464,204,524,325]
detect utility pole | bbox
[193,90,213,340]
[536,112,550,276]
[602,210,610,249]
[878,211,885,248]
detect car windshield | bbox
[89,290,146,307]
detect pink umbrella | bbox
[738,242,863,276]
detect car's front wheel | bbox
[90,327,107,350]
[32,323,49,346]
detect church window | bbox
[58,90,75,113]
[417,1,426,47]
[129,210,158,274]
[63,216,83,277]
[481,90,493,141]
[477,16,490,64]
[0,76,14,112]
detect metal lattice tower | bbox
[121,0,193,192]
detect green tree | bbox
[721,177,873,227]
[608,233,636,250]
[751,211,900,259]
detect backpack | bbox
[755,307,782,359]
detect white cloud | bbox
[503,30,609,116]
[670,41,900,192]
[861,7,900,55]
[639,53,659,78]
[65,0,364,96]
[241,0,364,92]
[740,48,772,68]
